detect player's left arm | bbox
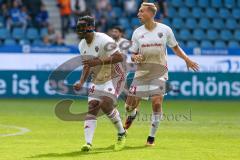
[167,26,199,72]
[171,45,199,72]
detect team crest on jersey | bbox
[108,88,112,91]
[95,46,99,52]
[83,51,86,54]
[158,32,163,38]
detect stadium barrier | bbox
[1,52,240,72]
[0,71,239,100]
[1,45,240,72]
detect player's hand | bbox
[185,58,199,72]
[132,54,144,63]
[82,58,102,67]
[73,82,84,91]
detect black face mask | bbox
[76,21,95,34]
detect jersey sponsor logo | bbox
[141,43,162,48]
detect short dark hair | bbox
[77,15,95,26]
[112,26,124,33]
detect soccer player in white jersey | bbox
[73,16,126,151]
[109,26,131,100]
[124,3,199,146]
[110,26,129,55]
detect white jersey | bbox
[129,23,178,79]
[115,37,129,55]
[79,32,121,84]
[114,37,129,77]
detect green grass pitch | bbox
[0,99,240,160]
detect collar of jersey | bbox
[86,32,96,47]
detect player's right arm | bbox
[74,41,91,91]
[129,30,144,63]
[166,26,199,72]
[74,65,90,91]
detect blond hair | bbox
[141,2,157,15]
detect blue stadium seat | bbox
[207,29,218,40]
[168,7,176,17]
[179,8,190,18]
[178,41,185,47]
[232,9,240,19]
[40,28,48,38]
[224,0,235,8]
[112,7,122,17]
[234,30,240,41]
[171,0,181,7]
[125,29,133,40]
[110,0,116,6]
[211,0,223,8]
[4,38,17,45]
[201,40,213,48]
[179,29,191,40]
[192,8,203,18]
[220,30,232,41]
[172,18,184,29]
[0,16,4,28]
[32,39,44,45]
[214,40,226,48]
[185,0,196,8]
[228,41,239,48]
[0,28,10,40]
[173,30,179,39]
[206,8,218,18]
[162,18,171,26]
[212,19,224,30]
[185,18,197,29]
[226,19,237,30]
[219,8,230,19]
[198,0,209,8]
[199,18,211,29]
[187,40,198,48]
[26,28,39,40]
[131,18,141,27]
[193,29,205,41]
[19,39,30,45]
[238,0,240,7]
[119,18,130,30]
[12,27,25,40]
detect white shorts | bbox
[88,76,125,103]
[129,77,167,99]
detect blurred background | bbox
[0,0,240,46]
[1,1,239,159]
[0,0,239,100]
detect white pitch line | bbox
[0,124,30,137]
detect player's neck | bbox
[144,20,157,31]
[115,37,120,42]
[85,32,95,44]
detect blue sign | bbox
[0,71,239,100]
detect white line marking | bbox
[0,124,30,137]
